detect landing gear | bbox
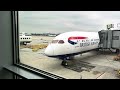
[61,60,68,66]
[61,57,69,66]
[60,56,74,66]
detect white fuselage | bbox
[45,31,100,57]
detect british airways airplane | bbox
[44,31,100,66]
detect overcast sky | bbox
[19,11,120,33]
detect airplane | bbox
[44,31,100,66]
[20,32,32,45]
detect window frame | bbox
[12,11,65,79]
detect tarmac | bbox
[20,36,120,79]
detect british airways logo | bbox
[68,36,87,45]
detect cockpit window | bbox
[51,40,64,44]
[58,40,64,44]
[51,40,59,43]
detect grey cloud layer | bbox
[19,11,120,33]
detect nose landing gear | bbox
[61,56,73,66]
[60,56,74,66]
[61,60,68,66]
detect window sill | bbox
[3,64,65,79]
[3,65,46,79]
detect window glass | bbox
[19,11,120,79]
[58,40,64,44]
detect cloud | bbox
[19,11,120,33]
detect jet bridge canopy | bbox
[98,30,120,51]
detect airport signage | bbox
[107,24,114,30]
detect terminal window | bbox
[18,11,120,79]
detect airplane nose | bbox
[44,45,54,56]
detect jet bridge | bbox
[98,30,120,53]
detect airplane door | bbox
[66,37,79,54]
[66,43,74,54]
[66,38,74,54]
[73,40,80,53]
